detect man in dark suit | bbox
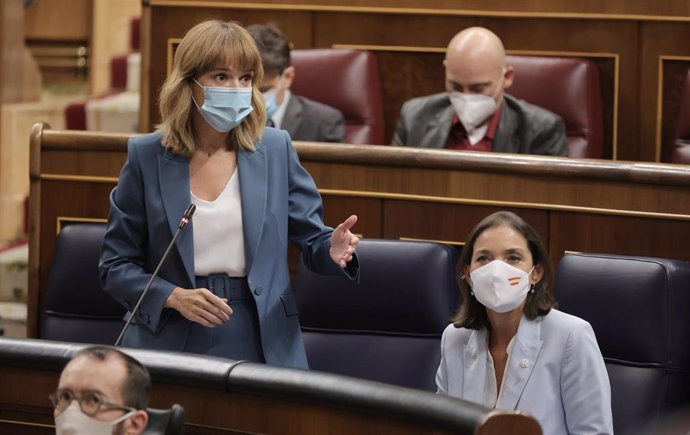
[247,24,345,143]
[392,27,568,156]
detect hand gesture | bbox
[329,215,359,268]
[165,287,233,327]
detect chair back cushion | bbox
[41,224,126,343]
[295,239,460,391]
[507,56,604,158]
[554,253,690,435]
[144,404,186,435]
[673,68,690,164]
[290,49,385,145]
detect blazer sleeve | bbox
[391,101,410,146]
[561,321,614,435]
[283,130,359,280]
[318,107,345,143]
[435,326,450,395]
[99,138,177,333]
[531,116,569,156]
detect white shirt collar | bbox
[271,90,291,129]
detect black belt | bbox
[195,274,250,301]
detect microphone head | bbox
[179,204,196,229]
[184,204,196,219]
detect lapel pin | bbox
[520,358,529,368]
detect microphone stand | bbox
[114,204,196,346]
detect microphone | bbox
[114,204,196,346]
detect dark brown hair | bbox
[72,346,151,410]
[246,23,291,75]
[452,211,556,329]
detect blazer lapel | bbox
[157,151,195,286]
[493,98,521,153]
[421,104,454,148]
[237,144,267,272]
[281,95,302,137]
[498,315,543,410]
[462,328,488,404]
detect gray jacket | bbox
[392,92,568,156]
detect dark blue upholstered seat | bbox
[295,239,460,391]
[554,253,690,435]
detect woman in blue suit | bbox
[99,20,359,369]
[436,211,612,435]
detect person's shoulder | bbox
[293,95,343,119]
[541,309,593,337]
[441,322,474,345]
[402,92,449,113]
[504,93,562,126]
[128,131,165,158]
[256,127,291,154]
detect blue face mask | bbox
[262,89,278,122]
[193,79,253,132]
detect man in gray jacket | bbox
[392,27,568,156]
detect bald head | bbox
[447,27,506,72]
[444,27,513,97]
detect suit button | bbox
[254,286,263,296]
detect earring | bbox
[470,290,474,296]
[529,284,535,294]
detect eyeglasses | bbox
[49,389,134,417]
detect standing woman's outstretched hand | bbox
[329,215,359,268]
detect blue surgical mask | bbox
[262,89,278,122]
[192,78,253,132]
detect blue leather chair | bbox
[41,223,125,344]
[554,253,690,435]
[294,239,460,391]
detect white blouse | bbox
[484,336,516,408]
[190,170,246,277]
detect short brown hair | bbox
[73,346,151,410]
[157,20,266,155]
[246,23,291,75]
[452,211,556,329]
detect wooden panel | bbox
[202,0,690,16]
[550,212,690,263]
[24,0,90,41]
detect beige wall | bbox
[90,0,141,95]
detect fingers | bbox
[175,288,233,327]
[336,215,358,234]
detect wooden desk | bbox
[28,124,690,339]
[0,337,541,435]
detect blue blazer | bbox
[436,309,613,435]
[99,129,358,369]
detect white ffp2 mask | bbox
[55,402,134,435]
[470,260,533,313]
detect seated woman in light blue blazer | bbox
[99,20,359,369]
[436,211,613,435]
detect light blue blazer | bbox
[99,129,358,369]
[436,309,613,435]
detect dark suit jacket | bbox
[282,94,345,143]
[99,129,358,369]
[391,93,569,156]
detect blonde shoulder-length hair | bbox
[157,20,266,155]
